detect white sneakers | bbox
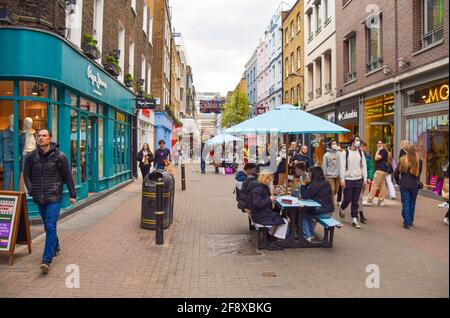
[352,218,361,229]
[378,201,385,207]
[362,200,373,207]
[444,218,449,226]
[438,202,449,208]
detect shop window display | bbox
[0,81,14,96]
[405,113,449,191]
[364,94,395,156]
[0,101,16,190]
[71,109,78,184]
[19,81,49,99]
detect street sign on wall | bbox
[136,98,157,110]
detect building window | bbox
[308,64,314,101]
[422,0,444,48]
[307,13,313,42]
[291,88,295,103]
[65,0,83,47]
[297,84,301,105]
[148,16,154,44]
[291,53,295,74]
[285,28,289,45]
[297,14,301,33]
[346,36,356,82]
[128,40,135,77]
[315,59,322,97]
[93,0,104,56]
[142,0,148,35]
[324,0,332,25]
[285,58,289,78]
[291,21,295,38]
[141,54,147,88]
[98,116,104,178]
[315,1,322,34]
[147,63,151,93]
[297,47,301,70]
[118,23,125,82]
[366,14,383,73]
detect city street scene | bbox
[0,0,449,303]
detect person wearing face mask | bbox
[339,135,367,229]
[322,140,341,206]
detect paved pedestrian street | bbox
[0,164,448,298]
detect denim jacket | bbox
[0,129,25,165]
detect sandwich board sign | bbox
[0,191,32,265]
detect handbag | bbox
[442,178,449,200]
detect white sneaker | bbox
[444,218,449,226]
[352,220,361,229]
[305,237,313,242]
[362,200,373,207]
[438,202,449,208]
[378,201,385,207]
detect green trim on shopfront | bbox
[0,28,135,219]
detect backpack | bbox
[234,171,247,201]
[345,148,363,171]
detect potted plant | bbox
[124,73,134,87]
[82,33,100,60]
[103,55,121,77]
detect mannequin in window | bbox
[0,114,25,189]
[22,117,37,162]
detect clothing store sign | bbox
[0,191,31,265]
[87,65,108,97]
[337,108,358,124]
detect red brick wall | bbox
[335,0,449,96]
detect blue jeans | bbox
[303,212,332,238]
[400,188,419,226]
[2,162,14,190]
[200,159,206,174]
[155,163,165,170]
[38,202,61,263]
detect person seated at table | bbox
[250,170,287,250]
[291,162,310,195]
[300,166,335,242]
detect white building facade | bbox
[304,0,336,113]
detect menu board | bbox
[0,196,18,252]
[0,191,32,265]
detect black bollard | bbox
[155,178,164,245]
[181,164,186,191]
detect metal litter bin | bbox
[141,170,175,230]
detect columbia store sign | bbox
[338,109,358,122]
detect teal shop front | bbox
[0,27,135,219]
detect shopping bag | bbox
[442,178,449,200]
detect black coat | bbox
[237,175,257,210]
[137,149,154,168]
[24,142,76,204]
[300,177,334,215]
[292,153,310,169]
[249,183,285,226]
[394,159,423,190]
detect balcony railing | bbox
[315,87,322,97]
[308,33,314,43]
[324,83,332,93]
[422,25,444,49]
[308,91,314,100]
[366,57,383,73]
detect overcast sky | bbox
[170,0,297,97]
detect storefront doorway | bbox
[364,93,395,156]
[88,116,98,193]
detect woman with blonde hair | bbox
[250,170,287,250]
[399,140,409,159]
[394,145,422,229]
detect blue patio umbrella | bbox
[204,133,243,145]
[224,104,350,186]
[225,104,350,135]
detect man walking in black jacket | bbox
[24,129,76,274]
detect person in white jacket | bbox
[339,135,368,229]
